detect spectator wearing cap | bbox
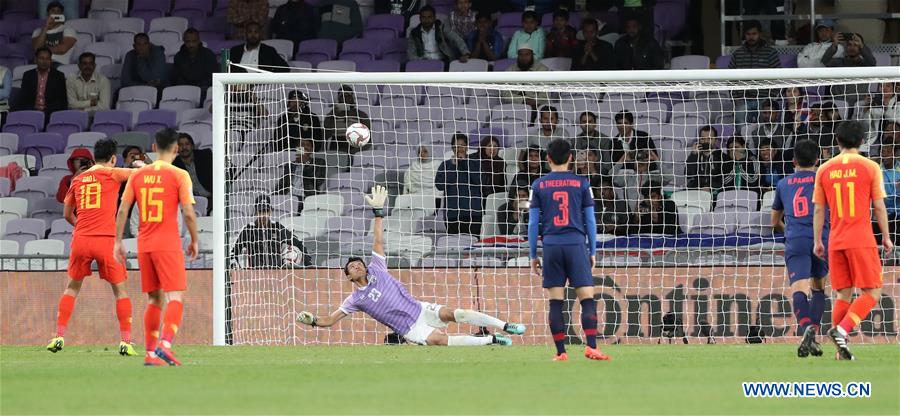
[448,0,476,41]
[614,16,663,70]
[407,5,470,64]
[276,90,324,152]
[31,1,77,65]
[507,10,546,60]
[323,85,372,154]
[66,52,111,117]
[173,28,218,98]
[728,20,780,69]
[798,19,844,68]
[573,18,615,70]
[502,43,550,112]
[232,195,312,269]
[545,8,578,59]
[173,132,213,206]
[467,12,505,61]
[276,137,327,208]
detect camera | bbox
[51,14,65,23]
[699,142,710,151]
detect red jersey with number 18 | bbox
[64,165,133,237]
[121,160,195,253]
[812,152,886,250]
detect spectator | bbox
[232,195,312,269]
[229,22,291,73]
[66,52,111,117]
[857,82,900,153]
[448,0,477,40]
[752,99,791,150]
[798,19,844,68]
[435,134,483,235]
[38,0,77,20]
[629,186,680,236]
[497,187,530,236]
[593,178,630,236]
[55,148,93,203]
[571,111,606,151]
[228,84,268,133]
[800,102,839,160]
[527,105,567,149]
[121,33,169,89]
[269,0,316,55]
[16,47,67,116]
[173,28,218,96]
[728,20,780,69]
[122,146,150,168]
[822,32,875,67]
[477,136,506,197]
[31,1,76,65]
[715,135,760,192]
[572,18,615,70]
[467,12,505,61]
[507,11,545,60]
[275,90,323,152]
[612,148,665,206]
[227,0,269,40]
[614,0,655,30]
[276,137,327,208]
[407,6,470,64]
[782,86,810,136]
[614,16,663,70]
[315,0,364,42]
[502,44,550,113]
[545,8,578,59]
[404,146,443,195]
[610,110,659,171]
[573,149,602,187]
[512,145,547,188]
[757,138,785,193]
[880,139,900,240]
[323,85,372,154]
[0,65,10,124]
[172,132,213,205]
[686,125,724,192]
[376,0,424,22]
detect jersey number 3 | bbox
[792,187,809,217]
[552,191,570,226]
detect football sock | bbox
[832,299,851,332]
[144,304,162,352]
[838,293,878,335]
[580,298,598,349]
[116,298,132,343]
[809,289,826,330]
[453,309,505,329]
[448,336,494,346]
[791,291,811,333]
[161,300,183,347]
[55,294,76,337]
[548,299,566,355]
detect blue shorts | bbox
[542,244,593,288]
[785,238,828,283]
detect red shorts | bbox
[828,247,883,290]
[68,235,127,284]
[138,251,187,293]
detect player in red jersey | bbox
[47,139,139,356]
[813,121,893,360]
[115,128,199,367]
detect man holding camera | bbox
[31,1,77,65]
[822,32,876,67]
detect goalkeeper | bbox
[298,186,526,346]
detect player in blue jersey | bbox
[771,139,827,358]
[528,139,609,362]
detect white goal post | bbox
[211,67,900,346]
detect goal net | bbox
[214,68,900,346]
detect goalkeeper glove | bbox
[297,311,317,326]
[365,185,388,217]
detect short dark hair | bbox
[761,99,779,111]
[93,139,118,162]
[743,20,763,33]
[78,52,96,63]
[579,111,597,122]
[245,21,262,31]
[46,1,64,12]
[757,137,774,149]
[522,10,538,22]
[508,186,528,199]
[184,27,199,36]
[344,257,365,276]
[419,5,436,15]
[793,140,819,168]
[547,139,572,165]
[178,132,195,147]
[122,145,142,160]
[476,11,492,22]
[836,121,865,149]
[35,47,52,58]
[451,133,468,146]
[539,105,558,118]
[155,128,180,151]
[699,125,718,137]
[726,135,746,148]
[552,8,569,21]
[134,32,149,43]
[615,110,634,125]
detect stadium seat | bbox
[103,17,145,35]
[134,110,178,135]
[160,85,202,112]
[91,110,133,135]
[339,38,378,63]
[365,14,403,37]
[405,60,444,72]
[2,218,45,243]
[12,64,35,88]
[295,39,338,66]
[171,0,213,25]
[0,132,18,156]
[714,55,731,69]
[110,131,153,153]
[670,54,710,69]
[21,133,66,170]
[381,38,406,62]
[0,177,10,197]
[317,59,356,72]
[303,194,344,217]
[65,132,106,152]
[67,18,101,43]
[46,111,89,140]
[670,190,713,212]
[384,234,432,263]
[449,58,489,72]
[29,197,64,228]
[133,0,172,25]
[85,42,122,66]
[281,215,330,239]
[117,86,159,113]
[178,108,212,130]
[760,190,776,210]
[99,63,123,91]
[262,39,294,62]
[0,239,20,256]
[11,176,56,200]
[539,57,572,71]
[3,110,44,136]
[179,126,212,150]
[89,0,129,20]
[736,211,774,235]
[357,59,401,73]
[714,190,759,212]
[689,212,733,235]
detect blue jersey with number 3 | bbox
[772,170,828,248]
[531,172,593,245]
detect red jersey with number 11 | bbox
[812,152,886,250]
[121,160,194,253]
[64,165,133,237]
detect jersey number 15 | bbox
[139,187,163,223]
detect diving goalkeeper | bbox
[297,186,526,346]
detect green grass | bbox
[2,344,898,415]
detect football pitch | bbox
[2,344,898,415]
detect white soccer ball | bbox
[281,245,303,266]
[345,123,371,148]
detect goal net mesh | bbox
[221,74,900,346]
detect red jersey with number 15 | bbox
[121,160,194,253]
[812,152,886,250]
[64,165,134,238]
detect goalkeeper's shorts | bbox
[403,302,448,345]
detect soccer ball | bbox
[345,123,371,147]
[281,245,304,266]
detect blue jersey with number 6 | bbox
[772,170,828,249]
[531,172,593,245]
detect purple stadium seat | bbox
[492,58,515,71]
[195,15,228,39]
[205,39,242,56]
[357,59,401,72]
[91,110,133,135]
[0,177,11,197]
[0,132,18,155]
[714,190,758,212]
[736,211,773,235]
[85,42,122,66]
[715,55,731,69]
[134,110,178,135]
[102,17,145,35]
[317,60,356,72]
[12,176,56,200]
[178,108,212,130]
[3,111,44,136]
[89,0,129,20]
[116,86,159,113]
[497,12,521,30]
[111,131,153,153]
[362,28,398,42]
[160,85,202,112]
[690,212,733,235]
[365,14,404,37]
[325,172,372,193]
[381,38,406,62]
[670,54,710,69]
[405,60,444,72]
[46,111,89,140]
[39,154,71,175]
[18,19,44,40]
[172,0,213,25]
[262,39,294,62]
[214,0,230,15]
[2,218,45,245]
[654,1,687,41]
[131,0,170,27]
[295,39,338,66]
[65,132,106,152]
[778,53,797,68]
[20,133,66,169]
[67,18,101,43]
[149,17,189,48]
[339,38,378,62]
[449,58,489,72]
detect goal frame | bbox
[210,66,900,346]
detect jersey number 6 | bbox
[552,191,570,226]
[792,187,809,217]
